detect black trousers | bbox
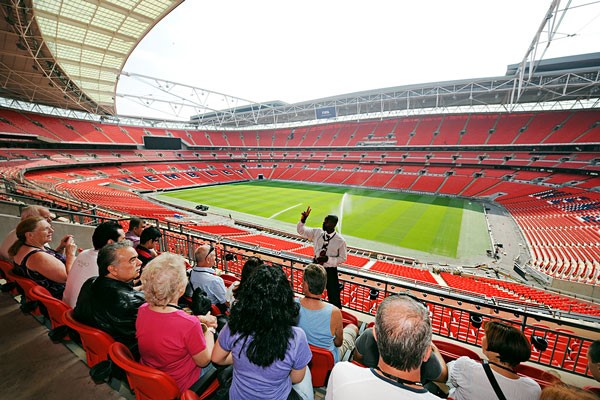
[326,267,342,309]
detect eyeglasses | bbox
[205,244,215,260]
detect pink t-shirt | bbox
[136,303,206,392]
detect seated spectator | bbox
[211,265,312,400]
[9,216,77,299]
[325,295,439,399]
[188,244,229,314]
[225,256,262,303]
[137,253,216,394]
[125,217,146,247]
[74,241,145,353]
[353,326,447,394]
[540,383,598,400]
[444,320,541,400]
[1,205,71,260]
[297,263,358,363]
[135,226,161,270]
[588,340,600,382]
[62,221,125,307]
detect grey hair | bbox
[97,240,133,276]
[141,253,187,307]
[303,263,327,295]
[375,295,432,372]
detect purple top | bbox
[218,323,312,400]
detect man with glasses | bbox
[188,244,229,314]
[297,206,347,309]
[74,241,145,355]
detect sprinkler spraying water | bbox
[338,192,348,233]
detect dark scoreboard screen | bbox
[143,136,182,150]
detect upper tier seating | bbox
[3,106,599,287]
[2,108,599,146]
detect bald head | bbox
[194,244,215,267]
[21,205,53,221]
[374,295,432,372]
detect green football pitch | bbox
[159,180,490,258]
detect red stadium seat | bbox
[0,259,18,295]
[109,342,180,400]
[308,344,335,387]
[62,309,115,368]
[6,269,42,315]
[27,285,71,340]
[432,340,481,363]
[180,382,221,400]
[341,309,359,328]
[515,364,562,389]
[108,342,219,400]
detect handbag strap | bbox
[482,360,507,400]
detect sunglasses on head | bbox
[205,244,215,260]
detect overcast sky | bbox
[117,0,600,119]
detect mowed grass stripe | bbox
[161,181,485,258]
[458,201,489,258]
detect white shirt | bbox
[325,362,439,400]
[447,357,541,400]
[296,222,347,268]
[62,248,99,307]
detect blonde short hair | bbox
[141,252,187,307]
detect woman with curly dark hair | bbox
[212,264,312,400]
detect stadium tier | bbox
[1,108,599,286]
[1,106,599,383]
[1,108,599,146]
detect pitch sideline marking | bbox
[269,203,302,219]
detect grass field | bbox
[160,180,490,258]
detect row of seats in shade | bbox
[0,261,355,399]
[0,259,218,400]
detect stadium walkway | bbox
[0,292,125,400]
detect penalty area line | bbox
[269,203,302,219]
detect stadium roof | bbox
[187,54,600,128]
[0,0,182,115]
[0,0,599,128]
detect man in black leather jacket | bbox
[74,241,145,353]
